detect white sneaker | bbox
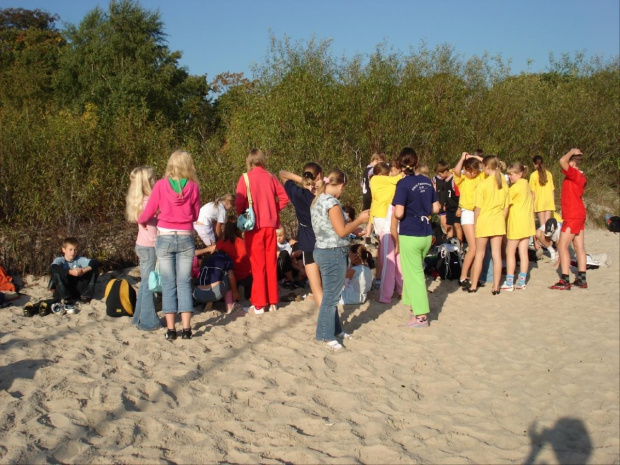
[548,247,558,263]
[51,303,66,315]
[243,305,264,315]
[269,304,278,312]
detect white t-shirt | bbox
[339,265,372,304]
[277,241,293,255]
[197,201,226,226]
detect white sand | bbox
[1,228,618,464]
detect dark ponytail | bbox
[532,155,548,186]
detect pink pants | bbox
[379,228,403,303]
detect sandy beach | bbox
[1,228,618,464]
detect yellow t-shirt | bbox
[507,178,536,240]
[529,170,555,212]
[369,174,401,222]
[454,171,485,210]
[474,175,509,238]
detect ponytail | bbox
[482,155,503,189]
[311,169,346,206]
[532,155,548,186]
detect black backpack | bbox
[105,278,136,317]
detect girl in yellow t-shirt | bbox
[366,162,402,288]
[530,155,555,229]
[453,152,484,289]
[501,163,536,292]
[469,155,509,294]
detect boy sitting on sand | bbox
[49,237,100,306]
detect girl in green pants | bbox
[392,148,440,327]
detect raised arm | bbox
[560,148,582,171]
[279,170,302,184]
[453,152,469,178]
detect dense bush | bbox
[1,4,618,275]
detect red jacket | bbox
[235,166,289,229]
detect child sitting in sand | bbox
[339,244,374,305]
[193,250,240,313]
[49,237,100,309]
[276,226,305,289]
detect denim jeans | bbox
[132,245,161,330]
[314,247,346,341]
[193,274,230,303]
[155,234,195,314]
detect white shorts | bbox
[461,208,475,226]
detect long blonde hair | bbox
[164,150,198,184]
[311,169,347,206]
[213,193,235,204]
[126,166,155,223]
[246,148,266,172]
[482,155,503,189]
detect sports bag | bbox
[436,241,462,280]
[237,173,256,232]
[105,278,136,317]
[607,216,620,233]
[148,261,162,293]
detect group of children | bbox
[31,145,588,348]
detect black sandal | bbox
[181,328,192,340]
[165,329,177,341]
[467,288,478,293]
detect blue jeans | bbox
[314,247,346,341]
[193,274,230,303]
[156,234,195,314]
[132,245,161,330]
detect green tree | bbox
[0,8,64,109]
[54,0,210,128]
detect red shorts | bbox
[561,218,586,234]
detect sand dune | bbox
[1,228,618,464]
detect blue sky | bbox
[6,0,620,80]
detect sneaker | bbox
[572,278,588,289]
[51,302,66,315]
[500,282,515,292]
[268,304,278,312]
[165,329,177,341]
[23,302,36,317]
[549,279,571,290]
[336,331,352,339]
[243,305,264,315]
[38,301,49,317]
[515,282,526,290]
[64,304,77,314]
[181,328,192,339]
[372,279,381,290]
[545,218,558,238]
[548,246,558,263]
[281,280,295,290]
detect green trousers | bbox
[399,235,432,316]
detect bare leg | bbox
[460,223,476,282]
[490,236,503,292]
[454,222,463,242]
[181,311,192,330]
[517,238,530,275]
[572,229,587,273]
[505,239,518,278]
[304,262,323,308]
[558,228,575,276]
[165,313,176,330]
[469,236,489,291]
